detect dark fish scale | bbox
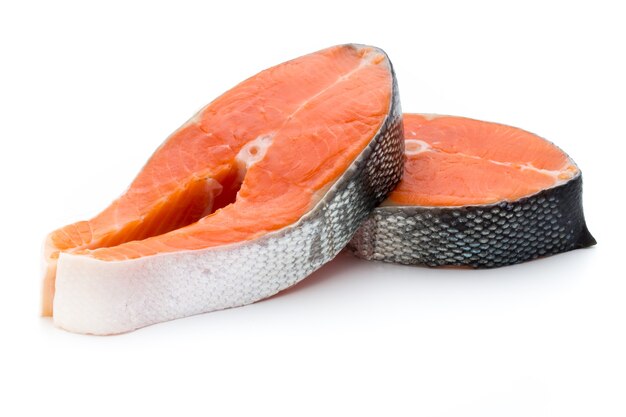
[348,175,596,268]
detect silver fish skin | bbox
[349,172,595,268]
[53,46,404,335]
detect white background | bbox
[1,1,624,416]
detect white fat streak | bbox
[287,47,384,122]
[404,139,577,185]
[418,113,443,121]
[235,134,275,181]
[200,178,224,217]
[404,139,430,155]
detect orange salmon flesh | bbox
[385,114,578,207]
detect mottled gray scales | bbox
[348,175,595,268]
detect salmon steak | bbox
[43,44,404,335]
[349,114,595,267]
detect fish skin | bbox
[52,49,405,335]
[349,167,595,268]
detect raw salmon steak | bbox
[349,114,595,267]
[43,44,404,334]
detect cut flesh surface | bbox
[385,114,578,207]
[42,44,393,318]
